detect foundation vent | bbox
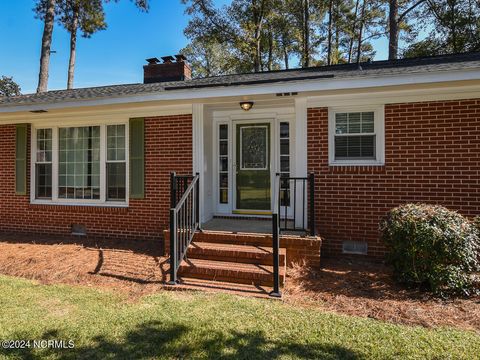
[342,240,368,255]
[71,224,87,236]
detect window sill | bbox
[30,200,129,208]
[329,161,385,167]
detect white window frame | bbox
[328,105,385,166]
[30,121,129,207]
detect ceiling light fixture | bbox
[240,101,254,111]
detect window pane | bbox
[58,126,101,199]
[280,139,289,155]
[280,156,290,172]
[218,124,229,204]
[35,163,52,199]
[219,173,228,188]
[280,176,290,207]
[361,112,374,133]
[360,135,375,157]
[219,157,228,172]
[36,128,52,162]
[219,188,228,204]
[336,112,375,134]
[107,163,126,201]
[335,113,348,134]
[335,135,376,160]
[280,122,289,138]
[219,124,228,140]
[107,125,126,161]
[219,140,228,156]
[348,113,361,133]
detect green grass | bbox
[0,275,478,359]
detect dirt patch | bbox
[0,232,478,332]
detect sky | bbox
[0,0,387,94]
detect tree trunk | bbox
[450,0,457,53]
[356,0,367,64]
[348,0,360,63]
[303,0,310,67]
[252,0,263,72]
[284,47,289,69]
[334,2,339,64]
[327,0,333,65]
[267,29,273,71]
[67,9,79,90]
[37,0,56,93]
[388,0,399,60]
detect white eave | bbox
[1,67,480,114]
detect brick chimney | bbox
[143,55,192,84]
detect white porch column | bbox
[294,97,308,228]
[192,103,205,223]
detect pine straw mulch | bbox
[284,259,480,332]
[0,232,478,332]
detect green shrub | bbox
[380,204,480,297]
[474,216,480,235]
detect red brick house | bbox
[0,53,479,292]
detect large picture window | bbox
[58,126,101,200]
[328,106,384,166]
[32,123,128,205]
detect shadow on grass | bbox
[1,321,365,360]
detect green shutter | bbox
[129,118,145,199]
[15,124,28,195]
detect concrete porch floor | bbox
[201,217,299,235]
[202,218,271,233]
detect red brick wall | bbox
[0,114,193,242]
[308,99,480,258]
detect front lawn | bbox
[0,275,478,359]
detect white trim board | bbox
[307,83,480,108]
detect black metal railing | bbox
[168,172,200,284]
[277,172,315,236]
[271,174,282,298]
[171,173,195,208]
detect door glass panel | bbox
[236,124,270,210]
[240,126,268,170]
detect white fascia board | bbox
[1,67,480,114]
[307,83,480,107]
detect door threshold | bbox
[232,210,273,216]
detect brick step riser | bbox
[194,233,274,247]
[178,268,284,287]
[186,249,286,266]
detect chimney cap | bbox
[175,54,187,62]
[146,57,160,65]
[161,56,175,63]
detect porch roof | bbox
[1,52,480,110]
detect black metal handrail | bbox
[271,174,282,298]
[277,173,315,236]
[168,172,200,284]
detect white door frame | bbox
[211,108,295,217]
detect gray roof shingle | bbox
[2,52,480,108]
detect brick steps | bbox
[166,230,287,287]
[178,258,285,287]
[186,242,286,266]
